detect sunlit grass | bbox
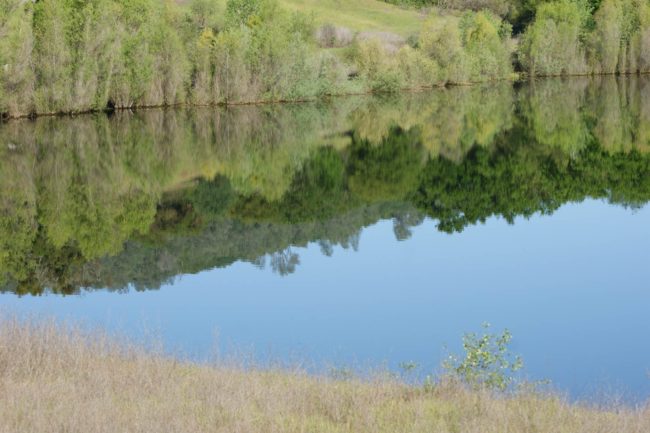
[280,0,424,36]
[1,316,648,433]
[210,0,425,36]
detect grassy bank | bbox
[0,317,648,433]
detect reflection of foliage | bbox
[68,203,404,293]
[347,127,424,203]
[190,176,234,219]
[270,248,300,276]
[281,147,349,222]
[520,78,590,155]
[415,132,650,233]
[2,77,650,295]
[393,211,425,241]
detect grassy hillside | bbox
[1,318,649,433]
[208,0,424,36]
[280,0,424,36]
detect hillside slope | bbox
[280,0,424,36]
[211,0,424,36]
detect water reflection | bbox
[1,76,650,295]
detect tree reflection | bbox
[2,76,650,294]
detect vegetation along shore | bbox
[1,317,649,433]
[2,0,650,118]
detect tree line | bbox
[1,0,649,117]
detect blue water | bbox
[3,199,649,401]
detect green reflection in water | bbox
[1,77,650,295]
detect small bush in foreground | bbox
[444,323,523,391]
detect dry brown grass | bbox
[0,317,648,433]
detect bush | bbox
[11,0,191,113]
[225,0,278,29]
[0,1,35,117]
[443,323,523,391]
[589,0,650,73]
[32,0,74,113]
[196,0,326,103]
[420,11,512,83]
[349,38,406,92]
[397,45,440,87]
[212,27,255,103]
[2,0,526,117]
[519,0,590,76]
[459,11,513,80]
[70,1,122,111]
[315,24,353,48]
[420,13,468,83]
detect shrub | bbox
[349,38,405,92]
[225,0,278,29]
[589,0,650,73]
[32,0,74,113]
[1,0,526,117]
[70,1,122,111]
[144,6,189,106]
[313,51,351,95]
[397,45,440,87]
[0,1,35,117]
[212,27,255,103]
[420,13,468,83]
[590,0,623,73]
[420,11,512,83]
[519,0,590,76]
[443,323,523,391]
[315,24,354,48]
[459,11,513,80]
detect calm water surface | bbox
[1,76,649,401]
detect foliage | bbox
[518,0,650,75]
[519,0,590,75]
[459,10,513,80]
[420,13,469,83]
[348,38,405,92]
[589,0,650,73]
[5,0,650,116]
[3,77,650,294]
[347,127,423,202]
[443,323,523,391]
[419,10,512,83]
[0,1,34,117]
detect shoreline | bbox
[4,72,650,123]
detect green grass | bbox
[212,0,425,36]
[282,0,424,36]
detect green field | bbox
[280,0,424,36]
[212,0,425,36]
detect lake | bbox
[1,76,649,402]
